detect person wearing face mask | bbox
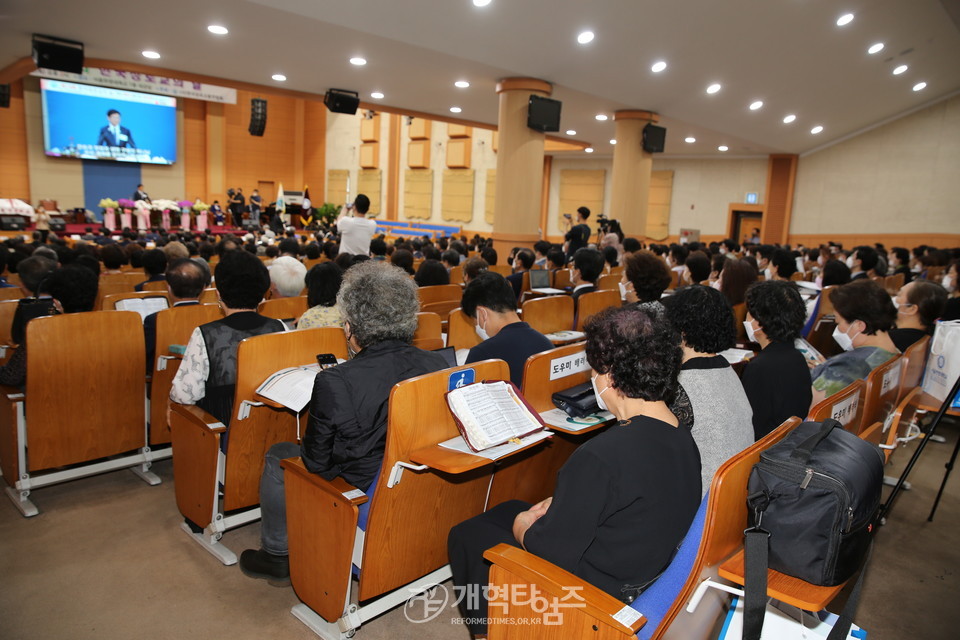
[888,247,914,284]
[239,262,448,583]
[447,306,700,638]
[570,247,604,303]
[621,250,672,313]
[810,280,899,406]
[461,271,553,385]
[768,248,798,281]
[942,261,960,321]
[741,281,813,440]
[846,246,878,281]
[755,244,774,278]
[662,285,754,495]
[889,280,948,353]
[683,251,712,286]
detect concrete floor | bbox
[1,419,957,640]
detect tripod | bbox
[880,373,960,523]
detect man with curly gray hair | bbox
[240,261,448,583]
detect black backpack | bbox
[742,419,884,640]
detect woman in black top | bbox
[741,280,813,440]
[889,280,948,352]
[447,306,701,637]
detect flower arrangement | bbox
[177,200,193,210]
[98,198,119,210]
[152,199,180,211]
[117,198,136,209]
[192,201,210,213]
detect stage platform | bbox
[0,224,247,242]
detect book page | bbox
[448,381,542,450]
[116,296,169,321]
[438,430,552,460]
[256,364,321,412]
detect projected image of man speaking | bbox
[97,109,136,148]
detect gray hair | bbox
[269,256,307,297]
[338,261,419,348]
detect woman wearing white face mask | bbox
[942,261,960,321]
[889,280,948,353]
[446,306,700,637]
[619,250,672,313]
[810,280,899,406]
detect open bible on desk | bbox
[443,380,550,453]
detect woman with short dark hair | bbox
[297,262,344,330]
[413,259,450,287]
[447,306,700,638]
[742,281,812,439]
[889,279,948,352]
[719,258,757,307]
[810,279,898,404]
[621,250,672,309]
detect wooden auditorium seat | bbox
[282,360,509,638]
[553,269,572,290]
[199,287,218,304]
[858,355,903,435]
[898,335,929,400]
[141,280,168,292]
[149,304,224,447]
[0,311,167,517]
[861,387,924,464]
[169,327,348,564]
[96,278,138,310]
[0,299,19,364]
[447,307,482,352]
[521,295,577,342]
[418,284,462,327]
[597,273,620,291]
[484,417,803,639]
[732,303,748,342]
[102,290,170,311]
[807,379,865,434]
[884,273,905,295]
[0,288,22,302]
[258,295,308,323]
[448,265,463,284]
[575,289,621,331]
[413,312,442,344]
[489,265,512,277]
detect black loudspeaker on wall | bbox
[249,98,267,136]
[642,124,667,153]
[324,89,360,115]
[0,85,10,109]
[32,34,84,74]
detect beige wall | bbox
[792,93,960,235]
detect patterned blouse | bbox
[297,304,342,330]
[811,346,897,399]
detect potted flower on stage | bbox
[152,199,180,230]
[177,200,193,230]
[192,200,210,232]
[98,198,119,229]
[116,199,136,229]
[133,199,151,230]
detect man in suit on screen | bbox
[97,109,136,148]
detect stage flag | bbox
[276,182,285,215]
[301,186,311,211]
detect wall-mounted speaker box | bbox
[527,95,562,133]
[324,88,360,115]
[249,98,267,136]
[32,34,84,74]
[643,124,667,153]
[0,85,10,109]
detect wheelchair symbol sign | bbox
[448,369,475,391]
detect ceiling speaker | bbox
[249,98,267,136]
[643,124,666,153]
[32,34,84,74]
[324,89,360,115]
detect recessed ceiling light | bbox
[450,106,462,113]
[565,129,577,136]
[577,31,595,45]
[836,13,854,27]
[868,42,884,54]
[706,83,721,94]
[783,114,797,124]
[141,50,160,59]
[271,74,286,82]
[595,114,608,121]
[749,101,764,111]
[207,25,229,36]
[349,57,367,66]
[651,61,667,73]
[609,139,617,145]
[811,125,824,134]
[371,91,384,99]
[684,136,696,143]
[473,0,492,7]
[584,147,594,153]
[718,145,729,152]
[913,82,927,92]
[454,80,470,88]
[893,64,908,75]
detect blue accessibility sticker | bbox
[448,368,475,391]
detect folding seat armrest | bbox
[170,402,226,433]
[281,457,369,506]
[483,543,646,636]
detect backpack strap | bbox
[742,491,770,640]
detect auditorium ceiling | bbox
[2,0,959,157]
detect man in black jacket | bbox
[240,261,448,582]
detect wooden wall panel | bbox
[0,80,31,200]
[404,170,433,219]
[224,90,298,193]
[485,170,496,225]
[764,154,798,245]
[327,169,349,207]
[559,170,605,228]
[448,123,471,139]
[360,114,381,142]
[408,140,431,168]
[360,143,380,169]
[303,100,327,205]
[442,169,474,222]
[646,170,673,241]
[357,169,382,214]
[446,138,472,169]
[408,118,430,140]
[182,99,207,202]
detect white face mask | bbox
[591,374,609,411]
[720,248,727,256]
[832,324,860,352]
[942,275,955,292]
[474,310,490,341]
[764,267,772,281]
[618,281,628,299]
[743,320,758,344]
[846,256,856,269]
[817,255,825,266]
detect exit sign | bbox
[745,192,758,204]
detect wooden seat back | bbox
[141,280,168,292]
[817,285,836,318]
[0,299,20,347]
[806,313,842,361]
[24,311,145,472]
[102,291,170,311]
[732,302,748,342]
[669,270,681,291]
[0,288,21,302]
[597,273,620,291]
[884,273,905,295]
[150,304,224,445]
[417,284,461,306]
[448,265,463,284]
[576,289,621,330]
[414,312,442,343]
[222,328,348,512]
[96,278,138,310]
[199,287,218,304]
[899,335,929,400]
[358,359,509,601]
[447,307,482,351]
[860,355,903,434]
[553,269,572,289]
[489,264,512,277]
[257,295,308,321]
[522,295,574,335]
[860,387,923,459]
[808,379,865,433]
